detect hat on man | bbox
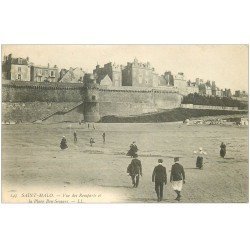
[174,157,179,162]
[158,159,163,163]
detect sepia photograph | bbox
[1,45,248,203]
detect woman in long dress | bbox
[220,142,226,158]
[194,147,207,169]
[60,136,68,150]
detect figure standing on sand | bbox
[220,142,226,158]
[74,131,77,142]
[127,154,142,188]
[152,159,167,202]
[102,132,106,143]
[90,138,95,147]
[170,157,185,201]
[194,147,207,169]
[126,141,138,158]
[60,136,68,150]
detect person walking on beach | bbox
[194,147,207,169]
[90,138,95,147]
[102,132,106,143]
[60,136,68,150]
[170,157,185,201]
[126,141,138,158]
[127,154,142,188]
[74,131,77,142]
[220,142,226,158]
[152,159,167,202]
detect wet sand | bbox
[1,122,248,203]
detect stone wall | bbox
[1,102,80,123]
[2,83,84,102]
[180,104,239,111]
[1,82,183,122]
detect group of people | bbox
[59,133,228,202]
[194,142,227,170]
[59,131,106,149]
[126,141,228,202]
[127,154,185,202]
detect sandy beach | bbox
[1,122,248,203]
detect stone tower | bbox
[83,75,100,122]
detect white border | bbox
[0,1,249,250]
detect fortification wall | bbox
[98,89,182,116]
[1,83,183,122]
[154,92,182,109]
[99,102,157,116]
[1,102,80,123]
[2,83,84,102]
[99,89,153,103]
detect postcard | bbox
[1,45,248,203]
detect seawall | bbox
[1,82,183,122]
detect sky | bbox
[2,45,248,92]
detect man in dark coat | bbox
[170,157,185,201]
[127,154,142,188]
[152,159,167,202]
[220,142,226,158]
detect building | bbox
[93,62,122,87]
[198,82,212,96]
[235,90,248,97]
[173,72,186,88]
[162,71,174,86]
[222,88,232,98]
[30,64,59,82]
[186,80,199,94]
[2,54,30,81]
[211,81,217,96]
[59,67,85,83]
[122,58,160,87]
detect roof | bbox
[100,74,113,86]
[59,67,85,83]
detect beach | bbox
[1,122,248,203]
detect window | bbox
[50,71,54,77]
[18,58,22,64]
[17,74,21,80]
[18,67,21,72]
